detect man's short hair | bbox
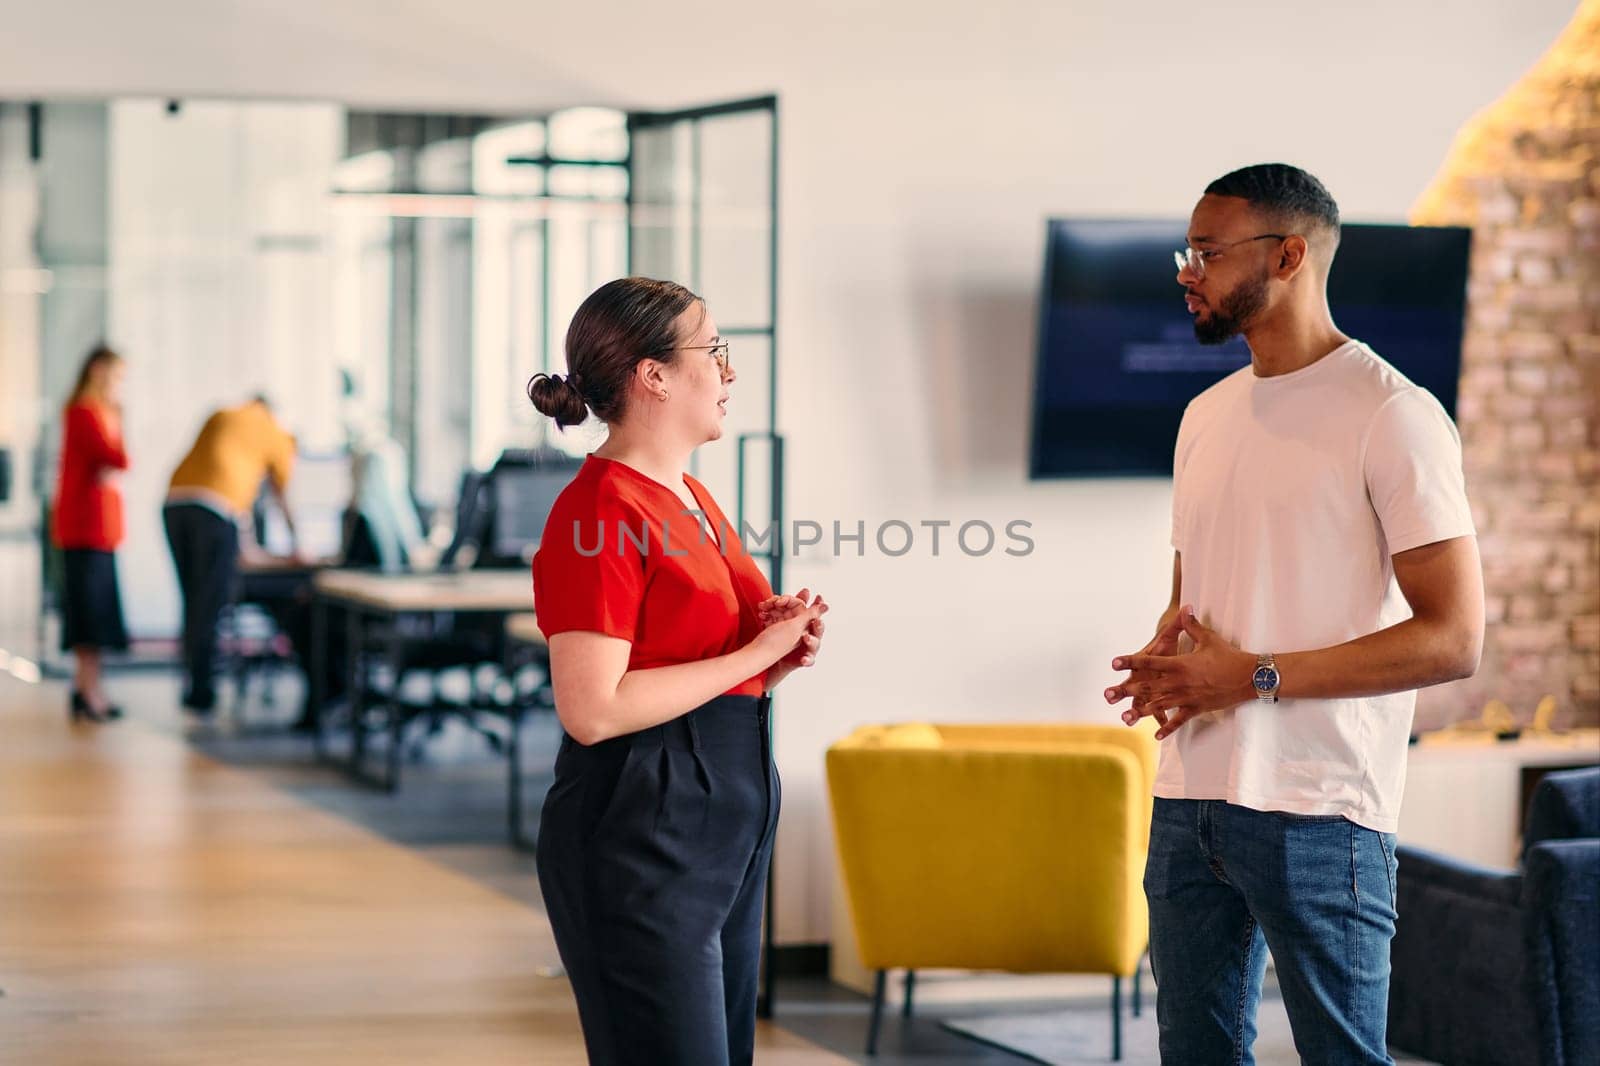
[1205,164,1341,246]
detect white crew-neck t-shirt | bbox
[1157,340,1475,833]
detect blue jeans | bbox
[1144,798,1399,1066]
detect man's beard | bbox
[1193,269,1269,345]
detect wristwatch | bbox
[1253,653,1281,704]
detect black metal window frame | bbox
[626,94,785,1016]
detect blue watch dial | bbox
[1253,666,1279,691]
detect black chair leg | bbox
[902,968,916,1018]
[1133,957,1143,1017]
[1111,975,1123,1062]
[866,969,886,1056]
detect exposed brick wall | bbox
[1410,0,1599,730]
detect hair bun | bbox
[527,371,590,430]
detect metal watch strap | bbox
[1256,652,1280,703]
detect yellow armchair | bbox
[825,722,1157,1059]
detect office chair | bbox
[437,469,492,571]
[361,453,576,764]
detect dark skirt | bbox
[60,548,130,652]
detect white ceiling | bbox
[0,0,882,113]
[2,0,1582,117]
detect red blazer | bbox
[51,401,129,552]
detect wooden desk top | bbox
[313,568,533,613]
[504,612,547,647]
[238,557,328,575]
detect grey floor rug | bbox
[942,991,1437,1065]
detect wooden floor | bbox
[0,675,848,1065]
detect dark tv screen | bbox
[1028,220,1471,477]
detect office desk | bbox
[228,560,342,725]
[309,568,534,792]
[504,611,545,648]
[313,569,532,613]
[503,612,552,850]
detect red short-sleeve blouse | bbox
[531,455,775,697]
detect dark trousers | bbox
[536,695,780,1066]
[162,502,239,705]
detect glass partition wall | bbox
[0,97,778,670]
[630,96,782,1016]
[0,91,785,1014]
[630,98,780,592]
[332,107,630,508]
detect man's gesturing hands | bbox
[1106,606,1256,741]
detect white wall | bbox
[0,105,46,645]
[0,106,43,528]
[107,100,342,635]
[0,0,1580,943]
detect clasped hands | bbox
[756,588,828,673]
[1105,605,1257,740]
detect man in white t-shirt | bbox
[1106,163,1484,1065]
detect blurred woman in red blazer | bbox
[52,345,130,723]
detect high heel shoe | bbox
[69,690,121,723]
[69,690,101,722]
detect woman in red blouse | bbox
[51,345,131,723]
[527,278,826,1066]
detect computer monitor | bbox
[260,451,351,558]
[489,463,578,565]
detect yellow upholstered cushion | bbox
[835,722,945,749]
[826,723,1155,979]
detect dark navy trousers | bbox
[536,694,780,1066]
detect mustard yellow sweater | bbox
[168,402,295,515]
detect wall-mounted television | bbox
[1028,220,1471,478]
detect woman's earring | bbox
[658,391,669,402]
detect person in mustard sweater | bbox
[163,395,300,713]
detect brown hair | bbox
[66,344,122,409]
[527,277,702,429]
